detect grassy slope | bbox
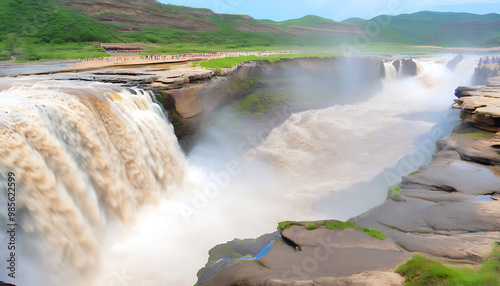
[0,0,118,43]
[396,243,500,285]
[278,220,387,240]
[193,53,340,69]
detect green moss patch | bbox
[278,221,304,232]
[396,243,500,285]
[451,130,493,138]
[193,54,339,70]
[388,185,402,201]
[324,220,360,230]
[361,227,387,240]
[232,87,289,117]
[305,224,320,230]
[278,220,387,240]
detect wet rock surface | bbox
[392,58,419,77]
[353,128,500,263]
[63,67,214,90]
[199,226,409,286]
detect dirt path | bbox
[0,57,15,63]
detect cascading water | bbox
[0,56,478,286]
[251,56,477,218]
[0,80,186,285]
[384,62,397,80]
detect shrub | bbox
[362,227,387,240]
[278,221,303,232]
[388,185,401,201]
[396,246,500,286]
[305,224,320,230]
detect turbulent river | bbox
[0,56,476,285]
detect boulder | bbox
[446,54,464,71]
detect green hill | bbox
[343,11,500,47]
[278,15,337,28]
[0,0,118,43]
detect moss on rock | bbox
[396,243,500,285]
[388,185,402,201]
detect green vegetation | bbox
[463,131,493,138]
[396,243,500,285]
[154,92,164,106]
[278,15,336,28]
[257,260,270,269]
[344,11,500,47]
[0,0,118,61]
[451,130,493,138]
[278,220,387,240]
[229,67,342,119]
[324,220,360,230]
[388,185,402,201]
[408,171,420,176]
[323,220,387,240]
[194,55,262,71]
[361,227,387,240]
[0,0,118,44]
[17,43,108,62]
[305,224,320,230]
[233,88,289,117]
[194,54,339,71]
[278,221,304,232]
[227,77,259,94]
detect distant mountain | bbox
[278,15,336,28]
[343,11,500,47]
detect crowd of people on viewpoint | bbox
[477,56,500,67]
[77,50,341,65]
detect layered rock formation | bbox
[454,85,500,132]
[61,64,260,137]
[162,62,264,137]
[354,123,500,264]
[392,58,419,77]
[446,54,464,71]
[198,223,409,286]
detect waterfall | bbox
[251,56,477,217]
[384,62,397,80]
[0,80,187,283]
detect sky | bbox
[159,0,500,21]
